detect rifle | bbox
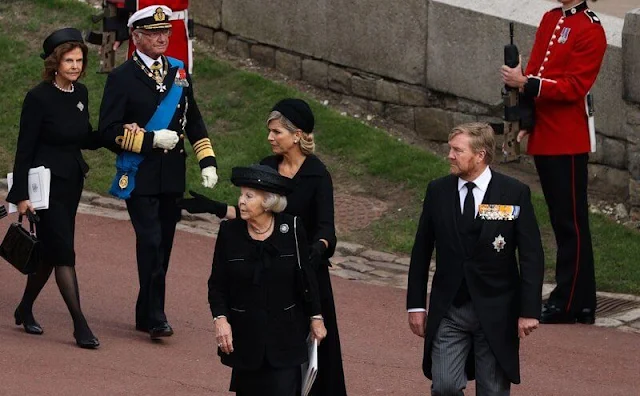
[86,0,126,73]
[500,22,521,163]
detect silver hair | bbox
[262,192,288,213]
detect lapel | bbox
[134,65,159,95]
[160,63,179,102]
[447,176,465,252]
[472,172,505,255]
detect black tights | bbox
[18,263,93,338]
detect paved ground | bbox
[1,204,639,395]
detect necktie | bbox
[463,181,476,224]
[151,61,163,82]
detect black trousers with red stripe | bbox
[534,154,596,314]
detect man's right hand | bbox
[408,311,427,338]
[152,129,179,150]
[517,130,529,143]
[17,200,35,216]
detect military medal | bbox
[558,27,571,44]
[156,83,167,92]
[492,235,506,252]
[478,204,520,221]
[118,174,129,189]
[175,68,190,88]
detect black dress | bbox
[209,213,322,396]
[6,81,99,266]
[260,154,348,396]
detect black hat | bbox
[41,28,84,60]
[231,164,294,196]
[271,98,315,133]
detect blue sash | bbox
[109,57,184,199]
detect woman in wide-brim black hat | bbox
[208,164,326,396]
[6,27,104,349]
[181,98,348,395]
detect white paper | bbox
[7,166,51,213]
[301,336,318,396]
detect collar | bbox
[262,154,327,177]
[562,1,588,17]
[135,50,163,70]
[458,166,492,193]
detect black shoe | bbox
[540,303,577,324]
[14,308,43,335]
[149,322,173,340]
[73,325,100,349]
[576,309,596,325]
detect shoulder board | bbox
[585,9,601,24]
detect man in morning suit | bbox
[501,0,607,325]
[98,5,218,340]
[407,123,544,395]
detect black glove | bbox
[309,241,327,270]
[177,190,228,218]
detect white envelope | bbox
[7,166,51,213]
[301,336,318,396]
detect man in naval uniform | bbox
[501,0,607,325]
[99,4,218,340]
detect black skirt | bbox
[36,173,83,267]
[231,362,300,396]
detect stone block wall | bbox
[191,0,640,211]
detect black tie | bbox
[463,181,476,224]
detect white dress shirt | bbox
[408,166,493,313]
[136,50,163,70]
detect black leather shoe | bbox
[576,309,596,325]
[14,308,43,335]
[540,303,577,324]
[73,331,100,349]
[149,323,174,340]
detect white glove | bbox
[201,166,218,189]
[153,129,179,150]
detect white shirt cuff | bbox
[407,308,427,313]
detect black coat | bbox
[98,56,216,196]
[406,170,544,384]
[208,213,321,370]
[7,81,99,204]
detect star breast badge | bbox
[492,234,506,252]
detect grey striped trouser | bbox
[430,300,510,396]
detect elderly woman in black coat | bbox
[181,99,348,395]
[209,164,326,396]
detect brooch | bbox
[77,101,84,111]
[174,68,190,88]
[492,234,506,252]
[478,204,520,221]
[279,224,289,234]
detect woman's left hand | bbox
[310,319,327,345]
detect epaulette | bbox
[585,9,601,24]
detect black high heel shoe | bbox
[14,308,43,335]
[73,329,100,349]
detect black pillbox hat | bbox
[271,98,315,133]
[41,28,84,60]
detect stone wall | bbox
[190,0,640,211]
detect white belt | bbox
[170,10,186,21]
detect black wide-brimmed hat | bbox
[231,164,294,196]
[41,28,84,59]
[271,98,315,133]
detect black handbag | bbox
[293,216,312,303]
[0,213,42,275]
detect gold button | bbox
[164,149,168,154]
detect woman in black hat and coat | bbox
[209,164,326,395]
[5,28,103,349]
[181,98,348,395]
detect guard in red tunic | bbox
[501,0,607,324]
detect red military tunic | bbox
[523,1,607,155]
[126,0,192,71]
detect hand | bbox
[214,317,234,354]
[113,41,121,51]
[201,166,218,189]
[178,190,228,218]
[309,240,328,269]
[517,130,529,143]
[408,311,427,338]
[17,200,35,216]
[123,123,144,133]
[501,61,527,89]
[518,317,539,339]
[152,129,179,150]
[310,319,327,345]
